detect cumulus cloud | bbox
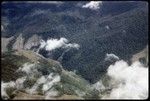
[1,77,28,99]
[17,63,37,75]
[92,80,105,92]
[101,60,148,99]
[82,1,102,10]
[39,37,80,51]
[45,89,59,99]
[45,38,68,51]
[2,63,61,99]
[26,76,46,94]
[42,73,61,93]
[1,76,27,99]
[39,40,47,49]
[105,53,119,61]
[1,81,16,99]
[75,90,86,97]
[15,76,27,90]
[65,43,80,49]
[2,54,148,100]
[26,73,60,96]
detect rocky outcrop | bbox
[1,33,42,53]
[1,2,148,83]
[12,34,24,50]
[1,37,14,52]
[1,50,95,100]
[24,34,41,50]
[8,33,41,51]
[131,45,148,66]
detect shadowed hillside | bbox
[1,1,148,83]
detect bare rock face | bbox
[1,37,14,52]
[12,34,24,50]
[131,45,148,66]
[11,34,41,51]
[2,50,92,100]
[24,34,41,50]
[1,34,41,52]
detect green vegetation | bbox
[1,52,30,82]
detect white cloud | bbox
[39,37,80,51]
[105,53,119,61]
[45,38,68,51]
[65,43,80,49]
[17,63,61,95]
[26,76,47,94]
[42,73,61,93]
[15,76,27,90]
[26,73,61,95]
[92,80,105,92]
[75,90,86,97]
[102,60,148,99]
[45,89,59,99]
[1,81,16,99]
[17,63,37,75]
[40,40,47,49]
[1,62,61,99]
[3,52,148,100]
[82,1,102,10]
[1,76,28,99]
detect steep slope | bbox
[131,45,148,66]
[1,1,148,83]
[1,50,97,100]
